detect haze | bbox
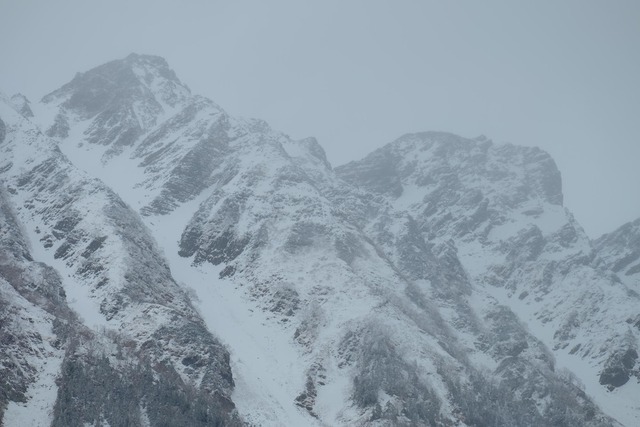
[1,0,638,237]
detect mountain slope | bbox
[337,132,640,426]
[1,54,637,426]
[35,55,617,426]
[0,92,240,426]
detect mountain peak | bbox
[124,52,169,65]
[122,53,182,86]
[41,53,192,145]
[42,53,190,114]
[337,131,563,207]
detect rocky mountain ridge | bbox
[1,54,638,426]
[0,89,239,426]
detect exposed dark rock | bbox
[599,348,638,390]
[295,375,318,418]
[81,236,107,258]
[219,265,236,278]
[0,117,5,144]
[268,287,300,316]
[196,230,249,266]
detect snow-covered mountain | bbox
[0,88,238,426]
[1,54,638,426]
[337,134,640,425]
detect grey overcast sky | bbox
[1,1,639,238]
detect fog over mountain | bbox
[1,2,639,238]
[1,54,639,426]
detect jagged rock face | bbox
[0,94,239,425]
[337,132,564,239]
[135,96,232,215]
[338,131,640,423]
[0,187,68,422]
[337,131,633,349]
[42,53,191,155]
[1,55,637,426]
[166,119,613,423]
